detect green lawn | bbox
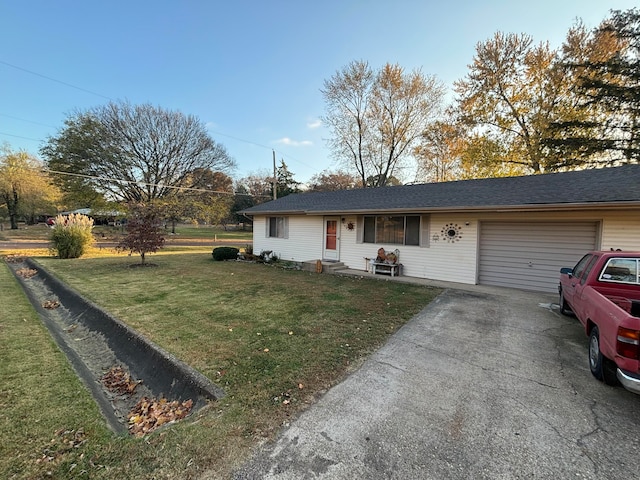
[0,222,52,240]
[1,251,440,479]
[164,224,253,240]
[0,260,113,480]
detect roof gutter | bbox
[239,209,309,216]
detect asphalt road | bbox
[0,238,248,250]
[231,287,640,480]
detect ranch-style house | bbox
[242,164,640,293]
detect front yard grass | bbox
[1,252,440,479]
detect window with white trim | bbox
[266,216,288,238]
[361,215,428,246]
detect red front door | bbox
[323,217,339,261]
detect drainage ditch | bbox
[6,256,225,435]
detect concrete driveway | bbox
[232,286,640,479]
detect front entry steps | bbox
[302,260,347,274]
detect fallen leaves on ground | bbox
[36,428,87,464]
[101,365,141,396]
[43,299,60,309]
[273,389,296,406]
[4,254,26,263]
[16,267,37,278]
[128,397,194,437]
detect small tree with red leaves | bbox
[117,203,165,265]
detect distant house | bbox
[61,208,125,226]
[242,164,640,293]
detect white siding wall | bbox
[336,215,364,268]
[253,208,640,286]
[339,214,478,284]
[404,214,478,284]
[253,216,324,261]
[252,217,269,255]
[601,210,640,251]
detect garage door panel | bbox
[479,221,598,293]
[480,256,577,269]
[480,273,552,292]
[481,263,566,276]
[481,226,596,236]
[480,234,597,246]
[481,236,596,246]
[481,269,560,283]
[480,248,583,260]
[480,250,580,264]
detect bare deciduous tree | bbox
[42,101,236,202]
[414,120,464,183]
[322,61,445,187]
[307,169,359,191]
[236,170,275,201]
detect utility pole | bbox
[272,150,277,200]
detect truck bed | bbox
[600,292,640,317]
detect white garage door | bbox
[478,221,599,293]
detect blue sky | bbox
[1,0,636,184]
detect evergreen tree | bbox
[546,9,640,164]
[275,160,301,198]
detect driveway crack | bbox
[375,360,409,373]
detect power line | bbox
[0,119,325,182]
[209,129,322,176]
[0,130,42,142]
[2,110,324,177]
[0,58,325,177]
[0,111,58,144]
[0,113,58,129]
[0,60,112,100]
[209,130,273,150]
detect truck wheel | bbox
[559,294,572,315]
[589,326,619,386]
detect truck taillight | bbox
[616,327,640,359]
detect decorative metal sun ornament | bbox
[441,223,463,243]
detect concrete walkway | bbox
[332,267,511,294]
[231,280,640,479]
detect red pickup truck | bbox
[559,251,640,394]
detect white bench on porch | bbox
[368,248,402,277]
